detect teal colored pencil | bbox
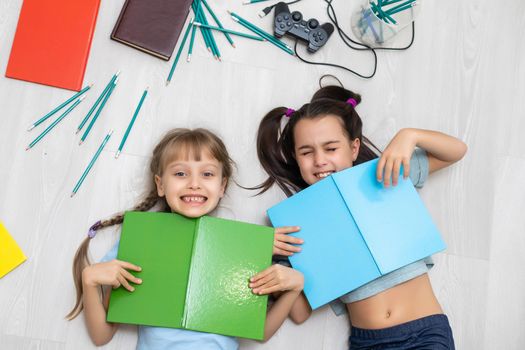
[187,21,198,61]
[199,7,220,60]
[381,0,410,6]
[28,85,92,131]
[201,0,235,47]
[115,88,148,159]
[229,11,291,49]
[243,0,270,4]
[188,0,202,61]
[193,22,265,41]
[26,96,86,150]
[77,71,120,134]
[80,78,118,144]
[166,18,193,85]
[229,12,294,55]
[71,130,113,197]
[193,1,212,53]
[385,2,416,16]
[384,0,415,13]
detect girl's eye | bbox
[300,151,312,156]
[203,171,214,177]
[326,148,337,152]
[174,171,186,177]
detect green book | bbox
[107,211,274,340]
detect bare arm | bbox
[288,292,312,324]
[377,128,468,186]
[81,260,142,346]
[250,264,306,341]
[406,128,468,174]
[82,276,119,346]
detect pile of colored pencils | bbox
[166,0,293,84]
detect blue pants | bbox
[349,314,455,350]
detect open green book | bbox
[107,211,274,340]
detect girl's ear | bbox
[219,177,227,198]
[154,175,165,197]
[351,138,361,161]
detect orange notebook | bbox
[5,0,101,91]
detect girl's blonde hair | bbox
[66,128,234,320]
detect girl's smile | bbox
[155,151,226,218]
[293,115,360,185]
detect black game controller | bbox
[273,2,334,53]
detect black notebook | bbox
[111,0,193,60]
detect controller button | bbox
[284,15,289,20]
[319,35,324,40]
[292,11,302,21]
[277,17,282,22]
[287,21,292,26]
[308,19,319,29]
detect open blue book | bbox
[267,159,445,309]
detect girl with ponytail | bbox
[67,128,305,348]
[251,81,467,349]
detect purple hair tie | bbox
[88,220,101,239]
[346,98,357,108]
[284,108,295,118]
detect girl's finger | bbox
[392,158,401,186]
[275,234,303,245]
[117,274,134,292]
[255,283,284,295]
[275,226,300,235]
[252,279,279,295]
[274,247,293,256]
[250,266,274,283]
[383,158,394,187]
[376,156,387,182]
[121,268,142,285]
[250,271,275,289]
[275,240,301,253]
[402,157,410,179]
[116,260,142,272]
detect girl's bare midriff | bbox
[347,273,443,329]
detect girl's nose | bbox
[188,175,201,189]
[314,152,327,167]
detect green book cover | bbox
[106,211,273,340]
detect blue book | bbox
[267,159,446,309]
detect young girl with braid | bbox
[250,84,467,349]
[67,128,304,349]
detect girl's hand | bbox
[376,128,417,187]
[82,260,142,292]
[274,226,303,256]
[249,265,304,295]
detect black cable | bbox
[259,0,304,18]
[294,0,415,79]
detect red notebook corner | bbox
[5,0,101,91]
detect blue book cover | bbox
[267,159,446,310]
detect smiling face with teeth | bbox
[154,150,227,218]
[294,115,361,185]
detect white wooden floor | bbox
[1,0,524,349]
